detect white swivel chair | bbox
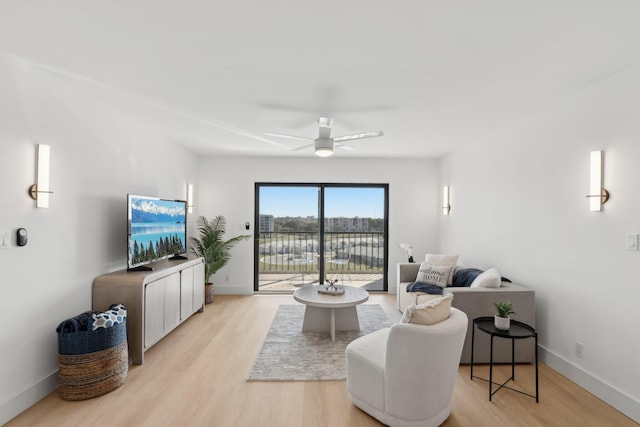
[346,308,468,427]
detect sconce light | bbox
[28,144,52,208]
[186,183,194,214]
[586,150,609,212]
[442,185,451,215]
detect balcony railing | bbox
[258,231,385,274]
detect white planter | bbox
[494,315,510,330]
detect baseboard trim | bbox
[213,285,253,295]
[0,371,58,425]
[539,345,640,423]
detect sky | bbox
[259,186,384,218]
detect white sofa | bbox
[346,307,468,427]
[397,263,535,364]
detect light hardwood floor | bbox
[6,294,637,427]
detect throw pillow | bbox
[470,267,501,288]
[452,268,483,287]
[401,294,453,325]
[424,254,458,285]
[415,262,454,288]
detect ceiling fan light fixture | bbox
[267,117,383,156]
[315,147,333,157]
[315,138,333,157]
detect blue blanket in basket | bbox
[56,311,96,333]
[56,304,127,355]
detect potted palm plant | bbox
[191,215,250,304]
[493,301,515,330]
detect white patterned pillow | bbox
[415,262,454,288]
[92,304,127,330]
[401,294,453,325]
[424,254,459,285]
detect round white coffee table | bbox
[293,285,369,342]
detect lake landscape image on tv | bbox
[129,196,186,267]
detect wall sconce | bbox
[586,150,609,212]
[442,185,451,215]
[186,183,194,214]
[28,144,52,208]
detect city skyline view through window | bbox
[255,184,388,292]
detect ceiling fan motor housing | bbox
[315,138,334,157]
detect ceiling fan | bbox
[265,117,384,157]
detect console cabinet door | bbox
[164,273,181,333]
[145,279,165,348]
[193,262,205,310]
[180,266,194,320]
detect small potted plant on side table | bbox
[493,301,515,330]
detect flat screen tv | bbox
[127,194,187,271]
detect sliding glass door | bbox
[254,183,388,292]
[255,185,320,291]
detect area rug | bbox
[247,304,392,381]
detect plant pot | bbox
[204,283,215,304]
[494,315,510,330]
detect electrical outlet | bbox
[626,233,639,251]
[575,341,584,359]
[225,274,230,283]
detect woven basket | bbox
[56,305,128,400]
[58,341,128,400]
[57,312,127,355]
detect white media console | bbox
[92,257,205,364]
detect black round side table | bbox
[470,316,538,402]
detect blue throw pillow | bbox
[452,268,483,287]
[452,268,512,287]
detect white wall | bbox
[437,65,640,422]
[197,156,439,295]
[0,52,199,424]
[5,39,637,423]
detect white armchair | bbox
[346,308,468,427]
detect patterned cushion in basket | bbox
[92,304,127,331]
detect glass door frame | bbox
[254,182,389,292]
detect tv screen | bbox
[127,194,187,270]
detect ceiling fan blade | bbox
[333,130,384,142]
[290,142,315,152]
[265,132,315,142]
[335,142,355,151]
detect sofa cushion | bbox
[401,294,453,325]
[415,262,454,288]
[470,268,501,288]
[424,254,458,285]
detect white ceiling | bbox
[2,1,640,158]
